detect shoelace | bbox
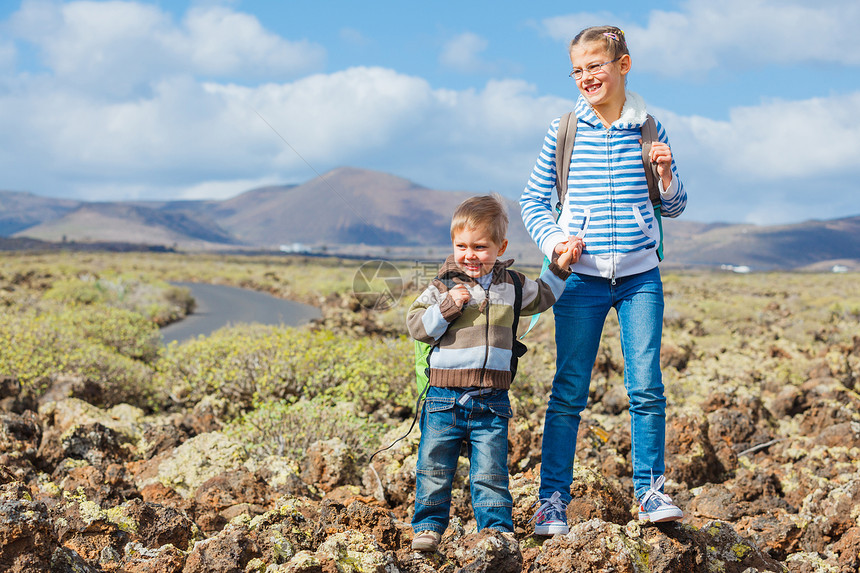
[529,490,565,523]
[640,474,674,508]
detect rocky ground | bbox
[2,275,860,572]
[2,348,860,572]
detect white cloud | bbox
[439,32,493,74]
[177,7,325,78]
[0,59,571,199]
[174,177,283,201]
[659,91,860,180]
[543,0,860,75]
[7,0,325,97]
[650,91,860,224]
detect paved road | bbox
[159,282,322,345]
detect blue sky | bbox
[1,0,858,225]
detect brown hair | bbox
[450,193,508,246]
[569,25,629,59]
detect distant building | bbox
[280,243,309,253]
[832,265,848,273]
[720,264,751,274]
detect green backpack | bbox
[520,112,663,339]
[415,270,525,396]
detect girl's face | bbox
[569,41,630,117]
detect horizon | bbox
[6,165,858,230]
[1,1,858,226]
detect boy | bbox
[406,194,581,551]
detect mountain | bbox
[0,190,80,235]
[661,217,860,270]
[212,168,476,247]
[4,168,859,270]
[16,203,239,249]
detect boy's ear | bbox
[497,239,508,256]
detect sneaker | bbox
[411,530,441,552]
[637,474,683,523]
[531,491,569,535]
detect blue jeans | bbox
[413,386,514,534]
[540,267,666,502]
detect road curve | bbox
[159,282,322,345]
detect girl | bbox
[520,25,688,535]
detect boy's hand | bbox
[555,237,583,270]
[448,284,471,309]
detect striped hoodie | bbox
[407,256,570,390]
[520,91,687,280]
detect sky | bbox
[0,0,858,225]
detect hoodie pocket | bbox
[633,203,661,241]
[567,206,591,239]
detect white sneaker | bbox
[531,491,569,535]
[637,475,683,523]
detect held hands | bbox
[649,141,673,189]
[448,284,471,309]
[554,236,584,270]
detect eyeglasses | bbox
[569,57,621,80]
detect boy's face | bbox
[451,226,508,279]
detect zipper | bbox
[606,130,617,285]
[479,285,491,386]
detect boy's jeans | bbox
[540,267,666,503]
[413,386,513,534]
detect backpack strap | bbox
[639,114,664,261]
[555,112,577,215]
[508,270,523,336]
[639,114,661,207]
[507,270,528,380]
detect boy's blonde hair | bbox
[450,193,508,246]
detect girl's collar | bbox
[575,91,647,129]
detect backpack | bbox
[415,269,526,396]
[520,112,662,339]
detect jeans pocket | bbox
[424,397,456,433]
[486,394,513,419]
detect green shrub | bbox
[43,274,194,326]
[154,324,413,413]
[0,307,160,408]
[224,396,388,463]
[59,305,163,362]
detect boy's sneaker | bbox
[637,474,683,523]
[531,491,569,535]
[411,530,441,552]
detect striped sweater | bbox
[520,91,687,280]
[407,256,570,390]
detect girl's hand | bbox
[448,284,471,309]
[649,141,673,188]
